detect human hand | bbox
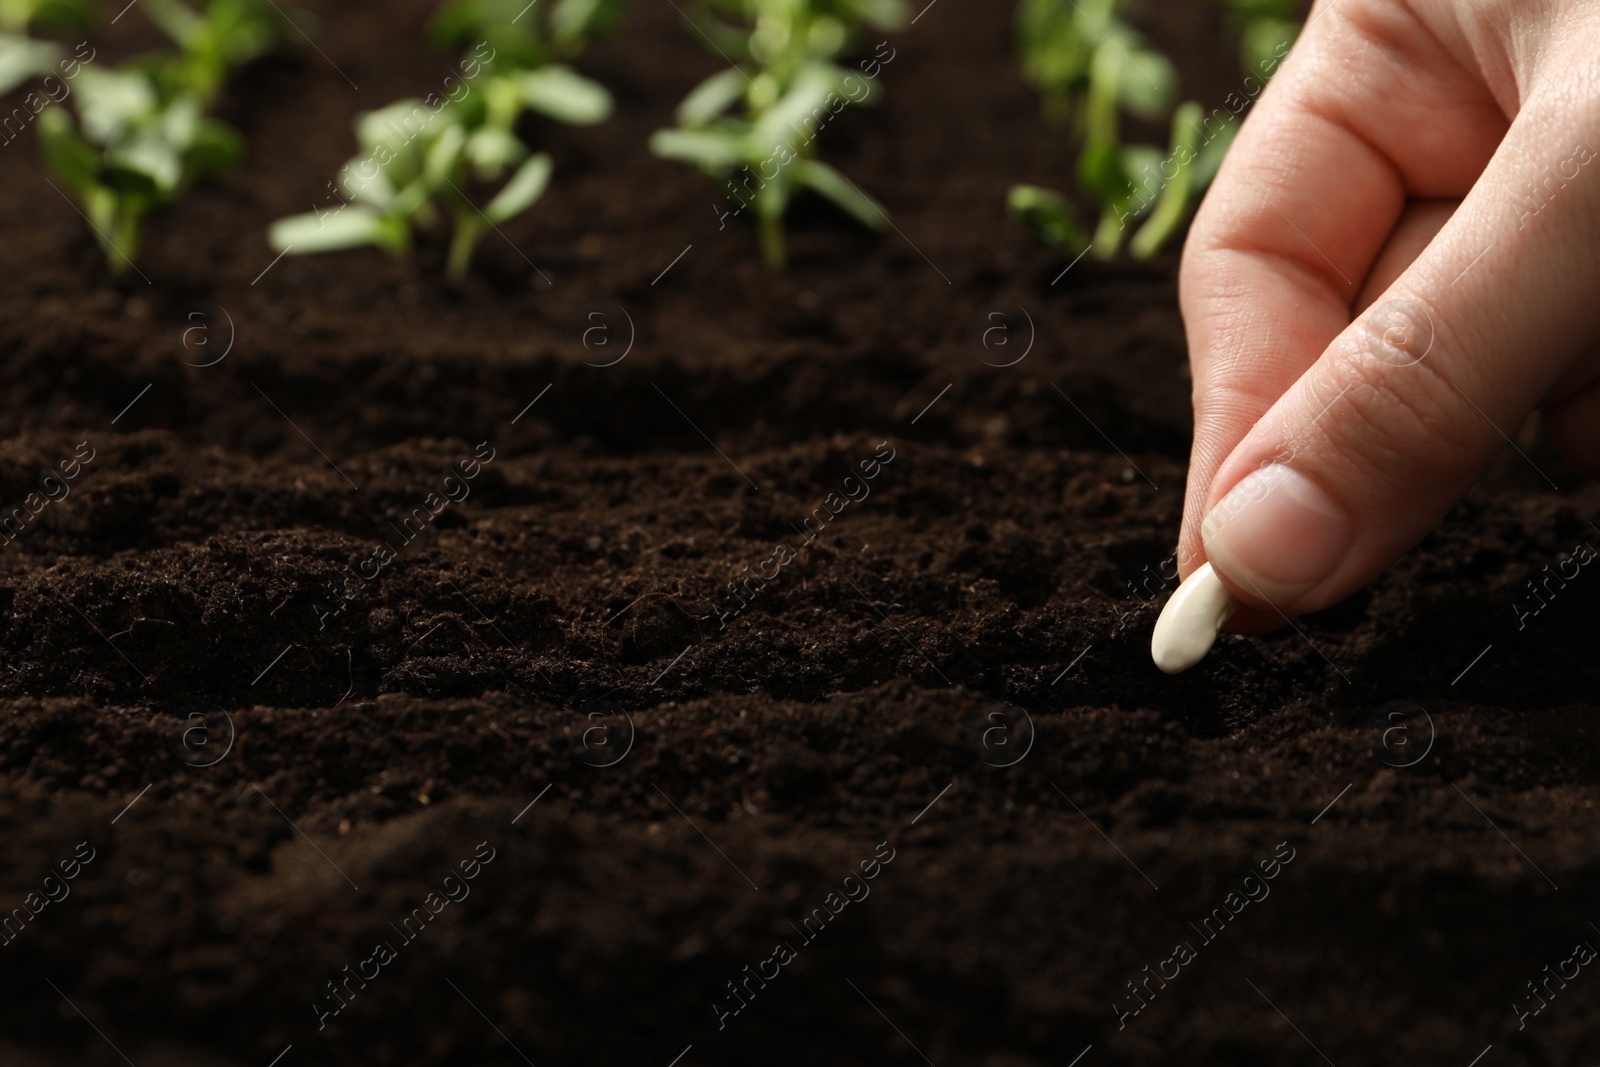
[1175,0,1600,631]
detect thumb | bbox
[1199,92,1600,616]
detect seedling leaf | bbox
[676,66,747,127]
[1076,138,1123,206]
[0,0,93,32]
[141,0,205,50]
[752,62,838,148]
[36,105,98,193]
[269,206,391,253]
[356,100,434,170]
[425,121,467,187]
[649,126,748,170]
[1112,47,1174,120]
[186,116,243,176]
[74,67,159,145]
[551,0,628,48]
[0,32,59,96]
[1191,112,1237,187]
[1129,101,1200,259]
[466,125,528,178]
[1006,183,1085,253]
[1116,143,1162,206]
[1241,18,1297,73]
[797,158,882,229]
[106,129,183,193]
[856,0,910,32]
[343,166,399,211]
[432,0,625,67]
[484,150,552,223]
[518,64,612,125]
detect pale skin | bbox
[1176,0,1600,632]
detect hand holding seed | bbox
[1170,0,1600,654]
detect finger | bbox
[1354,199,1459,313]
[1546,377,1600,479]
[1199,75,1600,616]
[1176,2,1508,584]
[1226,198,1460,635]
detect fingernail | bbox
[1200,465,1354,607]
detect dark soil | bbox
[2,1,1599,1065]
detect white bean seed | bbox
[1150,562,1239,674]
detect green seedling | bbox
[140,0,278,106]
[1009,98,1233,261]
[0,0,90,27]
[39,68,243,271]
[1223,0,1300,74]
[429,0,628,69]
[1015,0,1099,123]
[0,0,91,95]
[652,61,889,269]
[1006,184,1085,255]
[1073,33,1173,256]
[268,65,611,279]
[652,0,908,268]
[1010,0,1235,261]
[37,0,280,272]
[269,0,618,279]
[1126,100,1233,257]
[0,32,62,96]
[688,0,907,81]
[1016,0,1172,126]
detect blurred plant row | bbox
[1007,0,1299,262]
[6,0,1302,277]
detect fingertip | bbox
[1200,463,1357,611]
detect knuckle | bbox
[1309,334,1485,488]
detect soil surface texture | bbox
[1,1,1598,1065]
